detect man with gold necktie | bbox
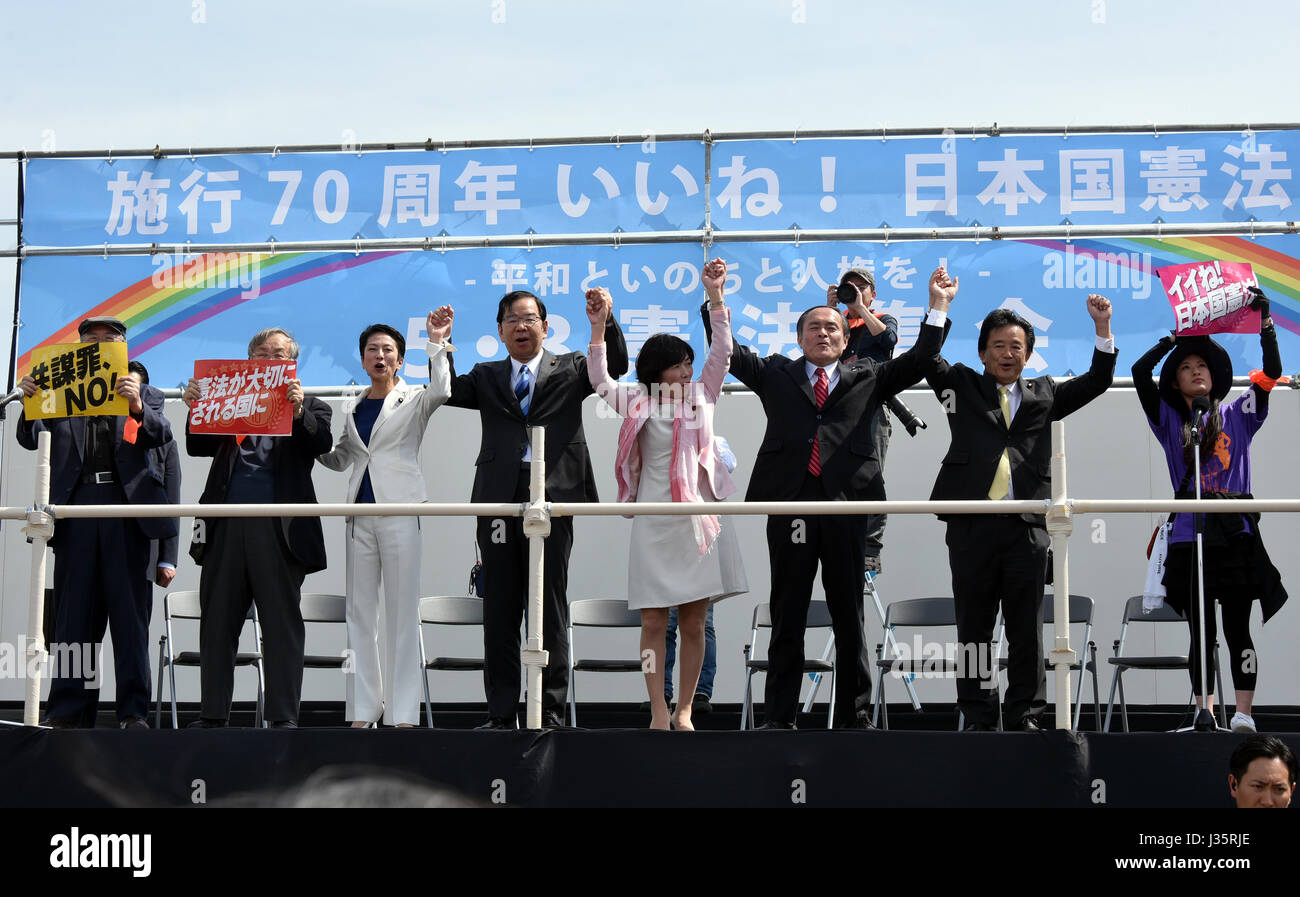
[925,292,1115,732]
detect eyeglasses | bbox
[502,315,543,327]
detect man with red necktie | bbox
[728,269,956,729]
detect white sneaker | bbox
[1230,712,1257,733]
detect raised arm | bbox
[878,266,957,396]
[1249,286,1283,414]
[417,305,454,418]
[698,258,732,401]
[585,287,638,416]
[1050,294,1116,420]
[1132,334,1175,426]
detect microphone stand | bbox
[1188,405,1220,733]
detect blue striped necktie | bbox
[515,365,531,416]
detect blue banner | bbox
[710,132,1298,229]
[22,130,1299,247]
[22,141,705,245]
[15,235,1300,387]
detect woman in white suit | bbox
[320,307,454,727]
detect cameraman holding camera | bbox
[828,267,898,574]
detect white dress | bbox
[626,417,748,610]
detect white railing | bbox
[15,424,1300,729]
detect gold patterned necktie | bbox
[987,386,1012,500]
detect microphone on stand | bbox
[0,387,26,419]
[1189,395,1211,440]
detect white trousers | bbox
[345,514,423,726]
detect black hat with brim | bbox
[1158,335,1233,409]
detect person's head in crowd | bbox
[78,316,127,344]
[796,305,849,367]
[1229,734,1297,808]
[247,328,299,361]
[127,360,149,385]
[635,333,695,399]
[358,324,405,387]
[837,267,876,319]
[978,308,1035,386]
[496,291,549,364]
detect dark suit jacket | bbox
[730,322,945,502]
[186,395,332,573]
[151,439,181,570]
[447,318,627,503]
[16,384,177,545]
[925,346,1117,522]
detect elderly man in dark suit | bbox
[16,316,176,729]
[446,290,627,729]
[182,327,332,729]
[925,291,1115,731]
[730,269,955,730]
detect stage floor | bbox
[2,708,1295,808]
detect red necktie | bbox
[808,368,828,476]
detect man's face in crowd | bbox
[251,333,295,361]
[798,307,848,367]
[499,297,549,363]
[979,324,1030,386]
[1230,757,1296,808]
[81,324,125,344]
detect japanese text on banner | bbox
[22,342,129,419]
[189,359,296,435]
[1157,261,1261,335]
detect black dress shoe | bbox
[1017,717,1042,732]
[119,717,148,729]
[756,721,797,730]
[541,710,565,730]
[475,716,516,730]
[187,718,227,729]
[270,720,298,729]
[962,722,996,732]
[691,694,712,716]
[40,718,76,729]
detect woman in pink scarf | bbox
[587,259,747,731]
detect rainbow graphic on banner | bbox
[14,236,1300,378]
[15,250,399,375]
[1023,235,1300,336]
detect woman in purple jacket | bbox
[1132,287,1287,733]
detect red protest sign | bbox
[1157,260,1261,336]
[189,360,296,436]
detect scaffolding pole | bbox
[5,219,1297,259]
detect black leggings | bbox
[1187,593,1257,695]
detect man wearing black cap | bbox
[828,267,898,574]
[15,316,177,728]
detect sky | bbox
[0,0,1296,370]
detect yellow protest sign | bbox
[22,342,130,419]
